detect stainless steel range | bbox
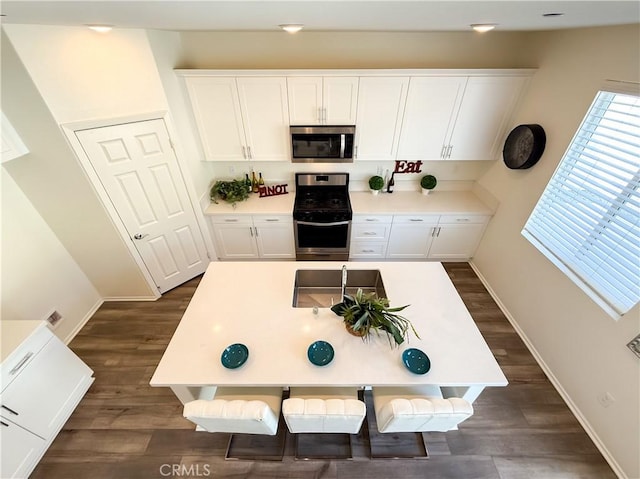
[293,173,352,261]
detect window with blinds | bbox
[522,89,640,318]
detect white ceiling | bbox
[0,1,638,32]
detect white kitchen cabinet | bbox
[349,214,393,259]
[397,75,527,161]
[428,215,489,260]
[396,76,466,160]
[0,322,94,479]
[354,77,409,160]
[211,215,294,260]
[446,76,527,161]
[287,77,358,125]
[386,215,440,259]
[184,76,290,161]
[1,112,28,163]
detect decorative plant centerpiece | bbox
[420,174,437,195]
[210,179,250,206]
[369,175,385,195]
[330,289,419,347]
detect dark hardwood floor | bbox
[31,263,616,479]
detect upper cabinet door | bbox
[447,76,528,161]
[355,77,409,160]
[236,77,290,161]
[287,77,323,125]
[323,77,359,125]
[287,77,358,125]
[397,77,466,161]
[184,77,246,161]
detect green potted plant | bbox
[210,178,250,206]
[368,175,385,195]
[330,288,419,347]
[420,174,437,195]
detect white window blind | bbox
[522,89,640,317]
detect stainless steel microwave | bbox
[290,125,355,163]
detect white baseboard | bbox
[468,261,627,479]
[63,298,103,345]
[103,296,159,302]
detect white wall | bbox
[473,24,640,479]
[1,28,154,300]
[1,169,102,343]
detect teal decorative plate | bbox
[402,348,431,375]
[307,340,334,366]
[221,343,249,369]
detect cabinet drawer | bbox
[439,214,489,224]
[352,223,390,240]
[252,215,292,225]
[209,215,253,225]
[350,241,388,258]
[392,214,440,224]
[352,214,393,224]
[1,325,52,393]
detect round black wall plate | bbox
[503,124,546,169]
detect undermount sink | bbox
[292,269,388,308]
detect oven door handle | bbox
[296,220,351,227]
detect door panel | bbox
[76,119,208,293]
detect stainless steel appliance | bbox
[293,173,352,261]
[290,126,355,163]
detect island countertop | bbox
[150,261,506,403]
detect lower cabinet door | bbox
[213,224,259,259]
[386,224,435,259]
[1,337,92,440]
[0,417,45,479]
[255,223,295,259]
[428,223,487,259]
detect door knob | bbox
[133,233,148,240]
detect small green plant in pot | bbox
[210,179,250,206]
[420,174,437,195]
[330,288,419,347]
[369,175,385,195]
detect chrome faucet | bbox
[341,264,348,299]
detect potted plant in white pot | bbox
[369,175,385,195]
[420,174,437,195]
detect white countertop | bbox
[203,190,492,217]
[150,261,506,390]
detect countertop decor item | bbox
[420,174,437,195]
[307,340,335,366]
[210,179,250,206]
[331,288,418,347]
[402,347,431,374]
[503,124,546,170]
[221,343,249,369]
[368,175,384,195]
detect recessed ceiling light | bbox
[279,24,304,34]
[471,24,497,33]
[87,24,113,33]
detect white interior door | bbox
[75,119,208,293]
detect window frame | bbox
[522,81,640,320]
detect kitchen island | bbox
[150,261,506,404]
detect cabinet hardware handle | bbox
[431,228,436,237]
[242,146,247,159]
[363,232,376,236]
[1,421,8,427]
[409,219,423,222]
[1,405,18,416]
[363,249,375,253]
[355,145,358,158]
[9,352,33,375]
[447,145,453,158]
[456,218,470,222]
[224,219,238,222]
[440,145,446,158]
[265,219,279,222]
[437,227,442,236]
[365,218,378,222]
[254,227,259,237]
[247,146,253,159]
[249,227,253,237]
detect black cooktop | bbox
[293,173,352,222]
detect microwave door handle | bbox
[340,134,346,158]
